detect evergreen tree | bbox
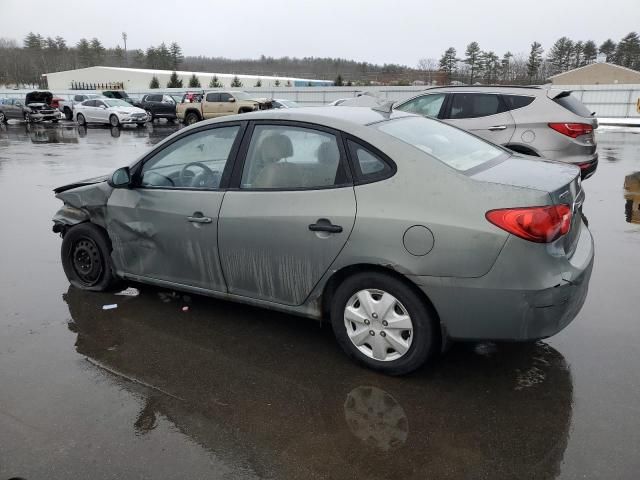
[230,75,243,87]
[188,74,201,87]
[170,42,183,70]
[526,42,544,82]
[208,75,223,88]
[464,42,482,84]
[76,38,91,67]
[482,51,499,83]
[90,38,105,64]
[500,51,513,81]
[23,32,43,49]
[274,79,280,87]
[157,42,171,69]
[167,71,183,88]
[334,74,343,86]
[614,32,640,68]
[573,41,584,68]
[599,39,617,62]
[549,37,574,72]
[583,40,598,64]
[439,47,458,80]
[149,76,160,88]
[254,79,262,87]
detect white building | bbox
[43,66,333,90]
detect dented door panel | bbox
[107,188,227,292]
[218,188,356,306]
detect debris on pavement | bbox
[102,304,118,310]
[115,287,140,297]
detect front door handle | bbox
[309,218,343,233]
[488,125,507,131]
[187,212,212,224]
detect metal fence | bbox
[2,84,640,118]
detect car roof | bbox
[415,85,545,96]
[198,106,415,129]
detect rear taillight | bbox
[548,123,593,138]
[486,205,572,243]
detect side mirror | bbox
[110,167,131,188]
[100,105,107,109]
[228,97,236,103]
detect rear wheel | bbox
[109,114,120,127]
[76,113,86,126]
[185,112,200,125]
[61,223,121,291]
[330,271,438,375]
[63,107,73,120]
[0,111,7,123]
[145,110,154,122]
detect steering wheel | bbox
[179,162,215,187]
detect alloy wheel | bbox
[344,289,414,362]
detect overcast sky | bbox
[2,0,639,66]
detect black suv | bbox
[134,94,178,121]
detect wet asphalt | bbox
[0,120,639,479]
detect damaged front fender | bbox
[52,179,115,234]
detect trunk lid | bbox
[473,155,583,255]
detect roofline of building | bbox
[42,66,333,83]
[548,62,640,79]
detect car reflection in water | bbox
[624,172,640,224]
[64,285,573,480]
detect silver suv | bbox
[395,86,598,179]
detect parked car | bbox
[101,90,135,105]
[135,93,177,121]
[51,106,593,375]
[395,86,598,179]
[0,97,27,122]
[59,93,103,120]
[74,98,148,127]
[23,91,62,123]
[272,99,302,109]
[176,90,273,125]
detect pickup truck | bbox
[177,90,273,125]
[134,93,177,122]
[58,93,103,120]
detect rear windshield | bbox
[376,116,506,172]
[554,94,592,117]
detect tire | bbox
[76,113,86,126]
[0,111,7,123]
[145,110,154,122]
[109,114,120,127]
[184,112,200,125]
[52,118,59,123]
[330,271,438,375]
[136,122,146,128]
[63,107,73,120]
[61,223,121,291]
[24,112,31,123]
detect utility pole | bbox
[122,32,128,67]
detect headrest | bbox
[317,141,339,165]
[260,134,293,161]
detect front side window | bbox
[146,94,163,102]
[448,93,504,119]
[140,126,240,189]
[396,94,446,118]
[83,100,96,107]
[219,93,233,102]
[377,116,506,172]
[241,125,348,189]
[95,100,107,108]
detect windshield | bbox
[376,116,506,171]
[231,91,252,100]
[280,100,300,108]
[104,99,131,108]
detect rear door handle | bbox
[187,212,212,224]
[488,125,507,131]
[309,218,343,233]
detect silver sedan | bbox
[52,106,594,374]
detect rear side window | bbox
[503,95,535,111]
[448,93,504,119]
[554,94,592,117]
[347,140,393,182]
[205,93,220,102]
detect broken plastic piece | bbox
[102,304,118,310]
[182,306,189,312]
[115,287,139,297]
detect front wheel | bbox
[331,272,438,375]
[76,113,86,126]
[109,114,120,127]
[61,223,121,291]
[63,108,73,120]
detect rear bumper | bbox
[576,155,598,180]
[410,221,594,341]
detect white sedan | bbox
[74,98,148,127]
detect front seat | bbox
[253,134,301,188]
